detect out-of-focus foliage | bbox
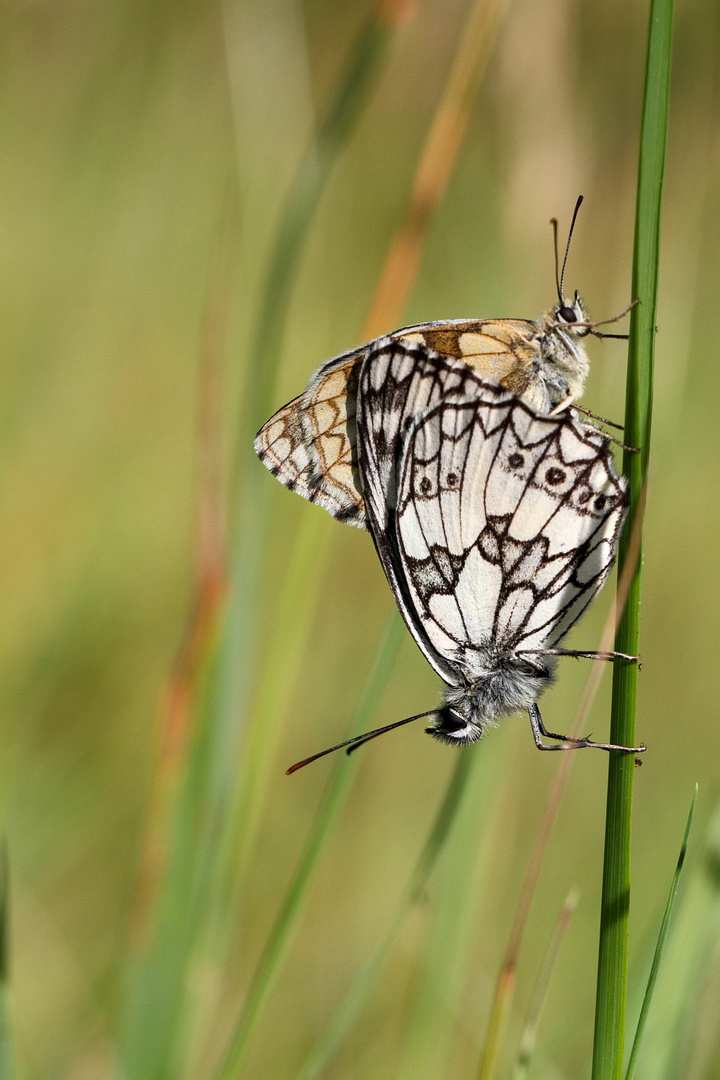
[0,1,718,1078]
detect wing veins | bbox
[413,402,472,645]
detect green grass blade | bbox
[510,889,579,1080]
[396,739,505,1080]
[630,795,720,1079]
[624,784,698,1080]
[239,6,398,441]
[216,612,405,1080]
[220,513,333,876]
[118,14,402,1076]
[214,0,404,826]
[0,844,12,1080]
[197,0,403,994]
[294,748,477,1080]
[591,0,675,1077]
[214,0,402,836]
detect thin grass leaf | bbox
[624,784,698,1080]
[510,889,579,1080]
[118,13,405,1076]
[212,0,410,833]
[239,2,404,441]
[213,510,333,913]
[215,612,405,1080]
[199,0,410,963]
[294,748,476,1080]
[0,844,12,1080]
[592,0,675,1076]
[393,737,506,1080]
[212,0,407,845]
[632,795,720,1079]
[176,512,336,1078]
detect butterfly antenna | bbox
[558,194,584,302]
[551,216,562,305]
[286,709,438,774]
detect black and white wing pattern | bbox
[253,333,499,530]
[390,387,628,680]
[356,338,491,528]
[355,339,499,682]
[254,294,599,530]
[253,342,369,528]
[254,332,488,530]
[356,346,628,733]
[278,340,641,765]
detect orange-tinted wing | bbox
[396,319,543,403]
[254,347,368,527]
[254,320,544,528]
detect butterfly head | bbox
[427,705,485,746]
[552,291,592,338]
[551,197,635,342]
[549,289,637,343]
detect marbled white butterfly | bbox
[283,341,644,772]
[254,198,632,528]
[347,340,643,755]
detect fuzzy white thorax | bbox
[534,294,592,408]
[429,645,559,745]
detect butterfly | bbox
[285,340,644,772]
[254,197,632,528]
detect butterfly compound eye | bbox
[559,304,577,323]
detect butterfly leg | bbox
[593,430,639,454]
[521,648,640,664]
[572,403,625,431]
[568,408,639,453]
[528,703,646,754]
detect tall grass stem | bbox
[591,0,675,1075]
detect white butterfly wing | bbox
[356,341,500,683]
[357,339,493,528]
[386,383,515,680]
[254,317,558,528]
[499,409,628,651]
[389,389,627,680]
[254,333,487,530]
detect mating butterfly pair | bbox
[255,211,644,764]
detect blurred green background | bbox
[1,0,720,1077]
